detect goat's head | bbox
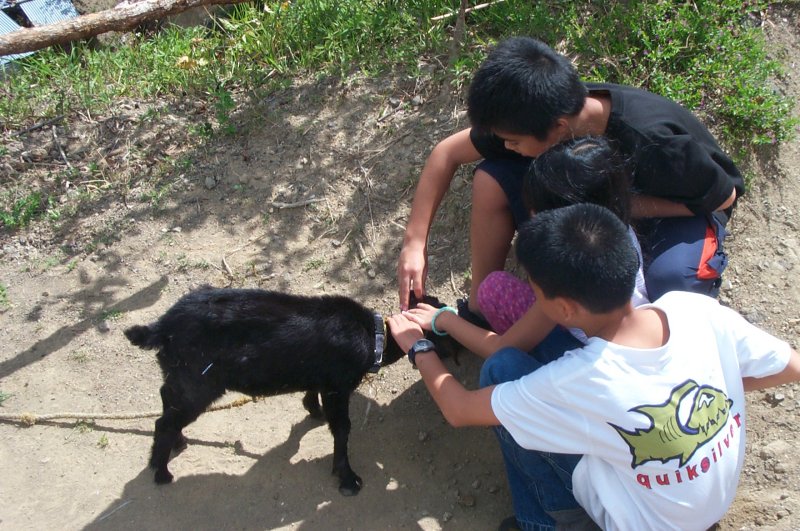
[382,292,461,367]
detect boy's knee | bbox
[479,347,537,388]
[645,260,722,301]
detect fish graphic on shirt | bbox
[611,380,732,468]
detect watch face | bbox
[413,339,435,352]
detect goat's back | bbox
[126,288,380,393]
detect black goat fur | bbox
[124,286,457,495]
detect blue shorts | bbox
[475,157,532,228]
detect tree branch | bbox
[0,0,249,56]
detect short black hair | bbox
[524,136,632,224]
[468,37,587,141]
[515,204,638,313]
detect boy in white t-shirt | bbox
[388,203,799,530]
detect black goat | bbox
[124,287,456,495]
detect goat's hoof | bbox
[154,469,174,484]
[338,474,363,496]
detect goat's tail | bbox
[124,324,163,349]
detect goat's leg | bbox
[151,375,220,484]
[302,390,323,419]
[321,389,361,496]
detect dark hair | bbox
[467,37,587,141]
[515,204,638,313]
[524,136,632,224]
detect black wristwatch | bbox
[408,338,436,368]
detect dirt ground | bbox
[2,8,800,531]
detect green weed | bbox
[176,254,211,272]
[141,183,174,210]
[0,391,11,406]
[69,351,89,363]
[97,434,109,449]
[74,420,95,433]
[100,310,123,321]
[0,284,8,308]
[304,258,325,272]
[0,191,44,229]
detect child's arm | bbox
[404,303,556,359]
[398,129,481,310]
[743,348,800,392]
[387,314,500,427]
[631,188,737,218]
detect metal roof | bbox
[19,0,77,27]
[0,10,33,67]
[1,0,78,66]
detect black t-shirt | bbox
[469,82,744,215]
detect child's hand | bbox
[402,303,439,332]
[387,313,425,353]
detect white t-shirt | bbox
[491,291,790,530]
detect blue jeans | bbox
[480,347,586,531]
[636,213,729,300]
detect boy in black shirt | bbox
[397,36,742,319]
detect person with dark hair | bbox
[389,203,799,530]
[403,136,648,360]
[397,36,742,324]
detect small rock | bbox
[204,175,218,189]
[721,279,733,291]
[456,493,476,508]
[471,479,481,490]
[389,97,401,108]
[442,512,453,522]
[418,431,429,442]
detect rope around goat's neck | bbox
[0,396,255,427]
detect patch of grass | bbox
[140,182,175,211]
[97,434,109,449]
[212,84,237,135]
[176,254,211,272]
[74,420,95,433]
[88,218,126,250]
[0,0,793,165]
[100,310,123,322]
[69,351,89,363]
[304,258,325,272]
[0,391,12,406]
[0,284,8,309]
[0,191,45,229]
[30,249,66,272]
[462,0,794,147]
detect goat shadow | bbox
[84,355,510,530]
